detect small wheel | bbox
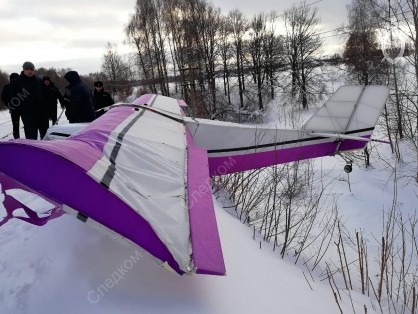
[344,165,352,173]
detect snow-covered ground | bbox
[0,99,417,313]
[1,192,374,314]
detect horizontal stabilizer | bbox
[303,85,389,133]
[308,132,371,142]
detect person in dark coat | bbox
[43,76,64,125]
[1,72,21,139]
[93,81,114,118]
[63,71,95,123]
[61,85,75,123]
[11,61,48,140]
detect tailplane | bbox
[303,85,389,136]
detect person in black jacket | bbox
[61,85,74,123]
[93,81,114,118]
[11,61,48,140]
[63,71,95,123]
[1,72,20,139]
[43,76,64,125]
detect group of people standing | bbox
[0,61,115,140]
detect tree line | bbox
[122,0,327,118]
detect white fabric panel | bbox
[326,100,357,117]
[303,86,364,132]
[303,85,389,133]
[347,86,389,131]
[327,85,365,101]
[88,96,191,272]
[151,94,183,115]
[307,101,356,131]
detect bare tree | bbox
[163,0,186,96]
[391,0,418,91]
[126,2,157,94]
[283,1,323,109]
[360,0,418,166]
[182,0,222,117]
[228,9,249,109]
[264,13,284,101]
[386,0,418,178]
[343,0,385,85]
[125,0,170,95]
[246,12,284,110]
[219,16,233,105]
[247,13,269,111]
[101,42,133,101]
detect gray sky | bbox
[0,0,351,75]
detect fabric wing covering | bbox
[0,94,225,276]
[86,95,191,273]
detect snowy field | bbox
[0,101,417,313]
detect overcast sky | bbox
[0,0,351,75]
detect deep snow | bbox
[0,193,382,314]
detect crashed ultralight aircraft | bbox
[0,85,389,275]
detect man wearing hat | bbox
[11,61,48,139]
[63,71,95,123]
[93,81,114,118]
[1,72,21,139]
[43,76,64,125]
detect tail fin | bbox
[303,85,389,134]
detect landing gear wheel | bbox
[344,164,352,173]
